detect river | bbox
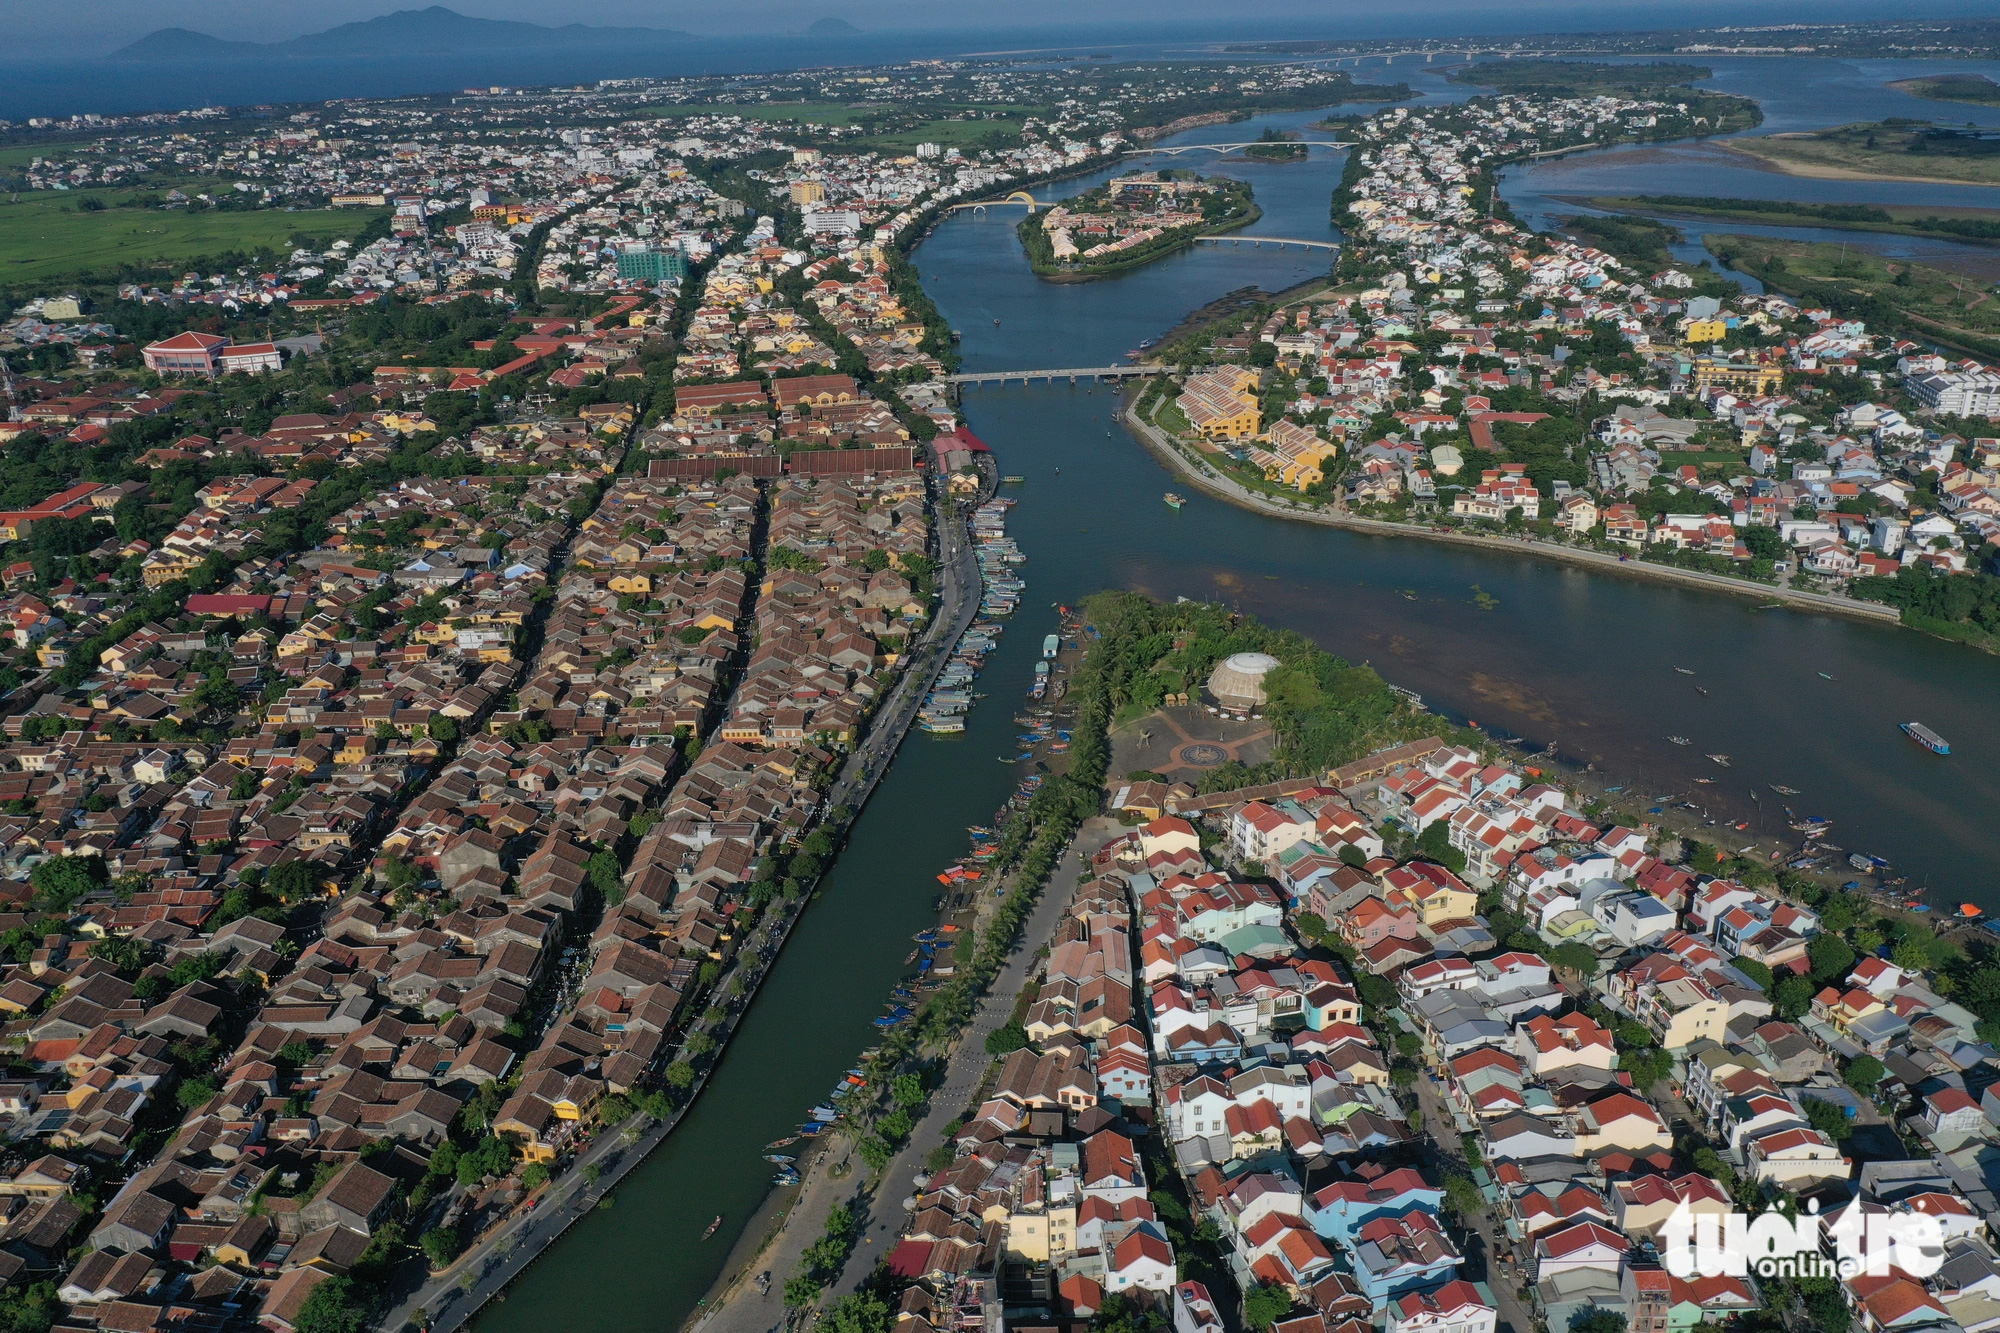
[474,58,2000,1333]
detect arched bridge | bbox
[946,364,1167,386]
[945,190,1047,214]
[1192,235,1338,252]
[1127,139,1352,156]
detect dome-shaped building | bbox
[1206,651,1280,713]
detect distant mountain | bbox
[112,27,265,61]
[806,17,862,35]
[110,6,698,62]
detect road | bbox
[1120,403,1901,625]
[379,470,982,1333]
[1411,1073,1538,1333]
[696,816,1123,1333]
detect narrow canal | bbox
[479,59,2000,1333]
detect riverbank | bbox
[1720,128,2000,186]
[1019,200,1264,282]
[1118,395,1904,626]
[1570,194,2000,245]
[388,464,984,1333]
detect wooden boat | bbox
[704,1215,722,1239]
[1769,785,1800,796]
[1674,666,1695,675]
[1708,754,1731,766]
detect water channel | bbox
[478,58,2000,1333]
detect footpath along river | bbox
[474,62,2000,1333]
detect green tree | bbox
[1801,1095,1854,1141]
[421,1225,465,1268]
[1547,942,1599,976]
[985,1021,1027,1056]
[1844,1054,1885,1095]
[294,1276,367,1333]
[1809,934,1857,983]
[1570,1312,1627,1333]
[30,856,101,911]
[1243,1284,1295,1331]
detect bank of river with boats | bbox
[470,57,2000,1333]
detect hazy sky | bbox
[10,0,2000,57]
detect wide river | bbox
[475,56,2000,1333]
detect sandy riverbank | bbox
[1718,138,2000,187]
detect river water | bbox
[477,58,2000,1333]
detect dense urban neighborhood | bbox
[0,31,1990,1333]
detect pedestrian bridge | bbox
[944,190,1048,214]
[1192,235,1338,252]
[1127,140,1352,156]
[947,364,1167,386]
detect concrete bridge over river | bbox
[946,364,1166,386]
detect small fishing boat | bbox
[1959,903,1985,920]
[704,1215,723,1240]
[774,1168,802,1187]
[1691,777,1714,785]
[766,1136,799,1150]
[1667,736,1691,746]
[1708,754,1731,766]
[763,1154,796,1165]
[1818,672,1834,680]
[1163,493,1186,509]
[1694,686,1708,695]
[1769,785,1800,796]
[1674,666,1695,675]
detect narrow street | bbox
[1410,1073,1539,1333]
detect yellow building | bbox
[1693,358,1783,396]
[1683,319,1728,343]
[1177,368,1262,441]
[789,180,826,206]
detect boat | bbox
[1691,777,1714,785]
[1674,667,1695,675]
[766,1136,799,1150]
[774,1168,802,1187]
[763,1154,796,1165]
[1002,475,1026,483]
[1163,493,1186,509]
[1959,903,1985,920]
[1849,854,1873,872]
[1667,736,1691,746]
[1902,721,1950,755]
[1769,785,1800,796]
[1708,754,1731,766]
[1694,686,1708,696]
[1818,672,1835,681]
[704,1215,722,1240]
[1043,634,1060,658]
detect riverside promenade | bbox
[379,476,982,1333]
[693,816,1123,1333]
[1122,403,1904,626]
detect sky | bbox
[10,0,2000,58]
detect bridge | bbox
[944,190,1048,214]
[946,364,1167,387]
[1127,140,1351,156]
[1192,235,1338,253]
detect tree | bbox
[1844,1054,1885,1095]
[784,1277,823,1309]
[1809,934,1857,983]
[1732,957,1773,990]
[1773,974,1815,1020]
[294,1276,368,1333]
[520,1161,550,1190]
[30,856,101,911]
[665,1061,695,1089]
[985,1021,1027,1056]
[1570,1312,1627,1333]
[1415,819,1466,873]
[1547,942,1599,977]
[1243,1284,1295,1331]
[267,859,316,904]
[823,1293,892,1333]
[421,1225,465,1268]
[1800,1095,1854,1141]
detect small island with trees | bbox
[1243,128,1308,161]
[1018,169,1256,279]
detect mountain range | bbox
[111,6,701,62]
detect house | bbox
[1387,1279,1497,1333]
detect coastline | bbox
[1118,398,1905,626]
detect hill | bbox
[111,5,697,61]
[806,17,862,35]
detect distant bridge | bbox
[944,190,1048,214]
[1127,140,1352,156]
[947,364,1167,387]
[1192,235,1338,252]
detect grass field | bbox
[0,142,92,171]
[1581,195,2000,246]
[1705,232,2000,353]
[642,101,875,126]
[1727,122,2000,186]
[0,190,386,285]
[1660,449,1749,469]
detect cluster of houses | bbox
[878,711,2000,1333]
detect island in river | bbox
[1725,120,2000,185]
[1574,194,2000,246]
[1016,168,1256,279]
